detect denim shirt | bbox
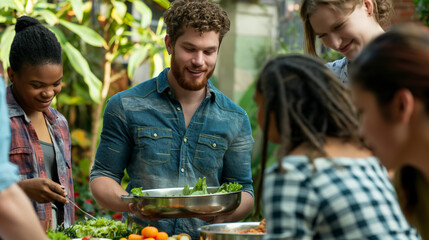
[90,68,254,238]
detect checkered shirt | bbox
[262,156,421,240]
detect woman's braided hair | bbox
[9,16,62,73]
[253,54,362,217]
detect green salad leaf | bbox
[183,177,209,195]
[215,182,243,193]
[130,187,149,196]
[226,182,243,192]
[56,217,141,239]
[182,184,192,195]
[131,187,142,195]
[182,177,242,195]
[130,177,243,197]
[46,229,70,240]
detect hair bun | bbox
[15,16,41,33]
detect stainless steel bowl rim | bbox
[129,187,241,198]
[121,187,242,218]
[198,222,266,236]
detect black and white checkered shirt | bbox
[263,156,421,240]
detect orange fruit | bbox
[142,226,159,238]
[155,232,169,240]
[128,234,144,240]
[145,238,156,240]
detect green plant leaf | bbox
[86,72,102,103]
[0,26,15,70]
[63,42,101,103]
[127,45,150,79]
[37,10,59,26]
[133,1,152,29]
[0,0,24,12]
[152,53,164,78]
[47,26,101,103]
[59,19,106,47]
[58,93,87,105]
[153,0,170,9]
[156,17,165,36]
[70,0,84,23]
[112,0,127,25]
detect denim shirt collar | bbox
[6,85,57,125]
[156,67,217,102]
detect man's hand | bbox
[128,203,160,221]
[18,178,68,204]
[198,209,234,223]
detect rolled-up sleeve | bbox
[222,112,254,198]
[90,94,132,184]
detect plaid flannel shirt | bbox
[6,85,74,229]
[263,155,421,240]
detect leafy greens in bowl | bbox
[122,178,243,218]
[131,177,243,197]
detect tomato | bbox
[82,236,93,240]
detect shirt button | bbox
[180,168,185,173]
[153,133,158,137]
[176,107,181,111]
[168,91,172,95]
[183,138,187,143]
[212,143,217,148]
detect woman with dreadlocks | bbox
[253,54,420,239]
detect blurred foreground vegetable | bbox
[53,217,142,239]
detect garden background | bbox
[0,0,427,222]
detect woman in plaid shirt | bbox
[253,54,420,239]
[6,16,74,230]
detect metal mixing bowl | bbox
[199,222,265,240]
[121,187,241,218]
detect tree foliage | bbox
[0,0,169,170]
[414,0,429,26]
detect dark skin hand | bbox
[17,178,68,204]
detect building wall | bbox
[391,0,420,24]
[217,2,277,102]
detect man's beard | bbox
[171,51,214,91]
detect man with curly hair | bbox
[90,0,254,238]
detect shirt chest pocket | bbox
[193,134,227,175]
[137,127,172,166]
[9,147,34,175]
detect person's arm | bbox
[216,113,255,223]
[90,176,130,212]
[17,178,68,204]
[0,183,49,240]
[89,95,132,212]
[214,191,254,223]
